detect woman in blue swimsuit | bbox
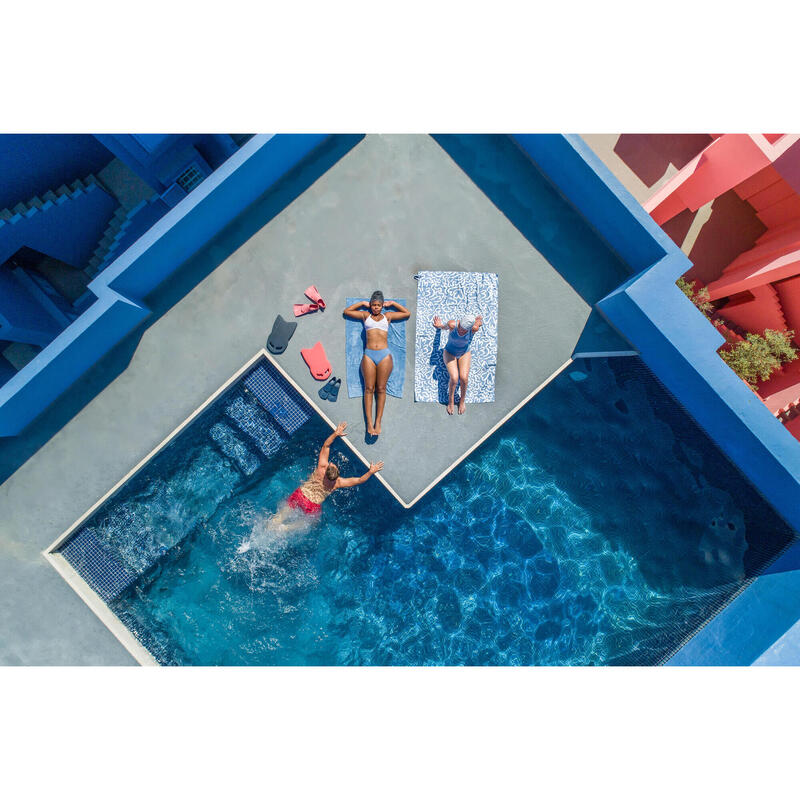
[344,291,411,436]
[433,313,483,415]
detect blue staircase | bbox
[0,175,119,268]
[84,195,170,277]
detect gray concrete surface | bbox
[0,134,601,664]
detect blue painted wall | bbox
[0,134,331,435]
[0,269,64,346]
[93,134,237,194]
[0,135,113,210]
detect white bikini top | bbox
[364,313,389,332]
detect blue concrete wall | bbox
[0,134,330,436]
[0,135,113,210]
[0,269,64,346]
[0,292,150,430]
[0,182,118,268]
[512,134,671,274]
[94,134,237,194]
[99,134,329,300]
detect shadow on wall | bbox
[613,133,714,187]
[684,190,767,285]
[0,135,365,489]
[432,134,630,307]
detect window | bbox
[176,163,204,193]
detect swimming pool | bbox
[57,356,795,665]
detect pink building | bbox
[642,134,800,433]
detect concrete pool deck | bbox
[0,134,631,664]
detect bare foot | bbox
[366,424,376,436]
[373,421,381,435]
[447,402,454,415]
[458,399,466,415]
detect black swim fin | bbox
[267,314,297,355]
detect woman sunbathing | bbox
[433,313,483,415]
[344,291,411,436]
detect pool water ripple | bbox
[101,357,795,665]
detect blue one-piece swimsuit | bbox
[445,326,474,357]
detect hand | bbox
[433,315,442,329]
[335,422,348,436]
[383,300,395,309]
[474,315,483,329]
[369,461,384,474]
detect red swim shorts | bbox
[287,487,322,516]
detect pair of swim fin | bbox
[318,376,341,402]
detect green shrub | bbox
[719,329,798,387]
[676,276,714,318]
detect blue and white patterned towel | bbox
[414,271,498,403]
[345,298,407,399]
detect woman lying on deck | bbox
[344,291,411,436]
[432,313,483,415]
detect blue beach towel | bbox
[345,297,407,399]
[414,271,498,403]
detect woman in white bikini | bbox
[344,291,411,436]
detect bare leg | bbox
[373,354,393,435]
[457,352,472,415]
[280,514,317,533]
[272,501,291,527]
[443,350,458,415]
[361,355,377,435]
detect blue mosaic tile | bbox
[60,528,137,602]
[225,394,286,457]
[243,363,311,435]
[209,422,261,475]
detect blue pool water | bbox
[62,357,795,665]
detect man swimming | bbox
[270,422,383,532]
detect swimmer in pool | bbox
[344,291,411,437]
[270,422,383,532]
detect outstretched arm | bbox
[433,316,456,330]
[336,461,383,488]
[343,300,369,320]
[384,300,411,321]
[472,315,483,333]
[318,422,348,468]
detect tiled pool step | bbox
[224,394,287,457]
[242,364,310,435]
[209,422,261,475]
[60,528,138,602]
